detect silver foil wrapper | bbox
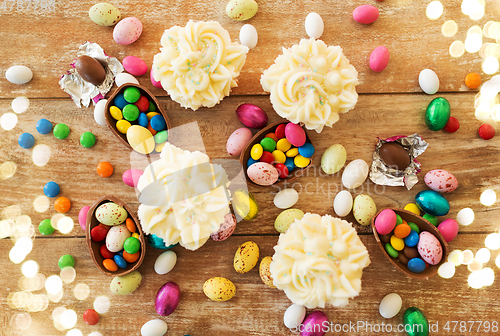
[59,41,123,108]
[369,133,428,190]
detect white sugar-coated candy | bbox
[333,190,353,217]
[342,159,369,189]
[456,207,474,225]
[274,189,299,209]
[6,65,33,84]
[141,319,168,336]
[305,12,324,39]
[115,72,139,87]
[419,69,439,95]
[154,251,177,275]
[284,303,306,328]
[94,99,108,126]
[239,24,258,49]
[379,293,402,318]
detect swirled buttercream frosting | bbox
[137,143,231,251]
[261,38,359,133]
[152,20,249,110]
[270,213,370,308]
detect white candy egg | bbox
[239,24,258,49]
[141,319,168,336]
[6,65,33,84]
[94,99,108,126]
[115,72,139,87]
[284,303,306,328]
[106,224,131,253]
[273,188,299,209]
[154,251,177,275]
[333,190,353,217]
[419,69,439,94]
[305,12,324,39]
[379,293,402,318]
[341,159,369,189]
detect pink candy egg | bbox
[227,128,252,156]
[247,162,279,186]
[424,169,458,193]
[417,231,443,265]
[437,218,459,242]
[123,56,148,76]
[285,123,306,147]
[113,17,143,45]
[301,311,329,336]
[211,213,237,241]
[353,5,379,24]
[122,169,144,187]
[79,206,90,231]
[375,208,397,235]
[369,46,389,72]
[150,68,162,88]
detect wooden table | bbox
[1,1,500,335]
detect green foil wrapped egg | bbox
[147,234,177,250]
[403,307,429,336]
[425,97,450,131]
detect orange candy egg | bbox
[54,197,71,213]
[465,73,481,89]
[265,132,278,142]
[125,218,136,233]
[123,251,140,263]
[96,161,114,178]
[103,259,118,272]
[394,223,411,239]
[147,124,157,136]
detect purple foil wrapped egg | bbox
[236,103,268,129]
[155,281,181,316]
[211,214,237,242]
[301,311,329,336]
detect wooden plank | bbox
[0,0,497,98]
[0,234,498,336]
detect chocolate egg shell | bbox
[75,55,106,86]
[379,142,410,170]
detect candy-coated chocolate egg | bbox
[91,226,107,242]
[321,144,346,174]
[115,73,139,87]
[83,308,100,325]
[425,97,450,131]
[408,222,420,233]
[379,293,402,318]
[394,223,411,238]
[247,157,258,168]
[247,162,279,186]
[444,116,460,133]
[234,241,259,273]
[417,231,443,265]
[127,125,155,154]
[123,251,140,263]
[272,150,286,163]
[404,203,421,215]
[404,246,420,259]
[122,169,143,187]
[239,23,258,49]
[250,143,263,160]
[275,209,304,233]
[89,2,121,26]
[478,123,495,140]
[374,208,397,235]
[276,138,291,152]
[94,100,107,125]
[150,115,166,131]
[424,169,458,193]
[226,0,258,21]
[275,124,286,139]
[419,69,439,95]
[398,252,410,264]
[333,190,353,217]
[403,307,429,336]
[286,147,299,157]
[123,236,140,254]
[385,243,398,258]
[260,137,276,152]
[259,256,275,288]
[154,251,177,275]
[284,304,306,329]
[422,213,437,226]
[305,12,324,39]
[300,311,328,336]
[298,143,315,158]
[106,224,131,253]
[342,159,369,189]
[369,46,389,72]
[5,65,33,84]
[155,281,180,316]
[285,123,306,147]
[110,271,142,295]
[232,189,259,220]
[465,72,481,89]
[390,235,405,251]
[141,319,168,336]
[353,4,379,24]
[294,155,310,168]
[116,119,131,134]
[265,132,278,142]
[404,230,419,247]
[407,258,426,274]
[150,68,163,88]
[100,245,115,259]
[123,56,147,76]
[227,128,252,156]
[211,213,237,241]
[415,190,450,216]
[103,259,118,272]
[114,254,127,268]
[274,188,299,209]
[78,206,90,231]
[353,194,377,226]
[437,218,459,242]
[284,157,295,172]
[113,17,142,45]
[203,277,236,301]
[95,202,128,225]
[110,106,123,120]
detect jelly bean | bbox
[58,254,75,269]
[298,143,315,158]
[275,163,289,178]
[114,254,128,268]
[259,151,274,164]
[147,124,157,136]
[123,104,140,121]
[247,157,258,167]
[39,219,54,235]
[132,232,140,240]
[18,133,35,149]
[138,113,149,127]
[53,123,70,139]
[146,112,160,120]
[100,244,115,259]
[116,120,131,134]
[125,218,136,233]
[404,230,419,247]
[123,87,141,103]
[284,157,295,172]
[80,132,96,148]
[272,150,286,164]
[113,93,128,110]
[286,148,299,157]
[390,235,404,251]
[422,213,437,226]
[265,132,278,142]
[294,155,310,168]
[103,258,118,272]
[83,309,100,325]
[151,115,167,131]
[36,118,53,134]
[479,124,495,140]
[396,214,403,225]
[465,72,481,89]
[54,197,71,213]
[275,124,286,139]
[147,101,156,112]
[404,203,420,215]
[134,95,150,112]
[407,258,426,273]
[154,130,168,144]
[124,237,141,254]
[260,137,276,152]
[91,226,108,242]
[276,138,291,152]
[109,106,123,120]
[394,223,411,238]
[251,144,263,160]
[444,117,460,133]
[44,181,60,198]
[385,243,398,258]
[123,250,140,263]
[96,161,113,178]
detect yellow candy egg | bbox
[132,232,140,240]
[276,138,292,152]
[251,144,263,160]
[286,147,299,157]
[126,125,155,154]
[203,277,236,302]
[259,256,275,288]
[232,189,258,220]
[146,112,160,120]
[234,241,259,274]
[272,150,286,164]
[390,235,405,251]
[155,141,166,153]
[294,155,310,168]
[109,106,123,120]
[116,120,131,134]
[404,203,421,216]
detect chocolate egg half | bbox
[75,55,106,86]
[379,142,410,171]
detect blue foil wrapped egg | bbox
[147,234,177,250]
[415,190,450,216]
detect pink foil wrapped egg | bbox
[247,162,279,186]
[155,281,181,316]
[417,231,443,265]
[424,169,458,193]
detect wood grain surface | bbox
[1,0,500,335]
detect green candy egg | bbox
[385,243,399,258]
[425,97,450,131]
[110,271,142,295]
[89,3,121,26]
[396,214,403,225]
[226,0,258,21]
[403,307,429,336]
[123,237,140,254]
[422,213,438,226]
[39,219,54,235]
[408,222,420,233]
[321,144,346,174]
[123,87,141,103]
[80,131,96,148]
[260,137,276,152]
[58,254,75,269]
[274,209,304,233]
[53,123,70,139]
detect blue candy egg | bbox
[114,254,127,268]
[36,118,53,134]
[150,115,167,131]
[116,249,124,257]
[43,181,60,198]
[404,230,419,247]
[113,93,128,110]
[284,157,295,172]
[147,234,177,250]
[138,113,149,127]
[298,143,315,158]
[407,257,426,273]
[247,158,258,168]
[415,190,450,216]
[18,133,35,149]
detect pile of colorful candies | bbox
[110,86,168,154]
[246,122,314,186]
[90,201,142,272]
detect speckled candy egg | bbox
[89,3,121,26]
[259,256,275,288]
[227,128,252,156]
[110,271,142,295]
[424,169,458,193]
[353,194,377,226]
[275,209,304,233]
[234,241,259,273]
[95,202,128,225]
[247,162,279,186]
[417,231,443,265]
[203,277,236,301]
[113,17,143,45]
[211,213,237,241]
[226,0,258,21]
[106,224,131,252]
